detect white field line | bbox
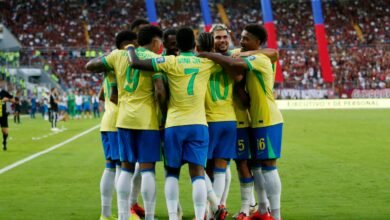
[0,124,100,175]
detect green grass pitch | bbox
[0,109,389,220]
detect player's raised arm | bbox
[127,46,155,71]
[197,52,247,81]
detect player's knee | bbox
[121,161,135,172]
[139,163,156,173]
[260,159,277,167]
[105,160,116,169]
[188,163,205,178]
[165,166,180,178]
[214,158,228,168]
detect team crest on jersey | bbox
[248,56,256,61]
[156,57,165,63]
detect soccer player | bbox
[75,90,83,119]
[210,24,256,219]
[87,26,165,220]
[204,24,237,210]
[82,90,92,119]
[128,18,150,218]
[128,27,229,220]
[0,81,14,151]
[198,24,283,220]
[87,30,138,220]
[67,91,76,119]
[98,68,120,220]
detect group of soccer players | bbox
[86,18,283,220]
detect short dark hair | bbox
[244,24,268,45]
[130,18,150,31]
[176,27,195,52]
[115,31,137,49]
[137,25,163,46]
[197,32,214,52]
[163,28,177,43]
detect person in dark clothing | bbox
[0,83,14,151]
[14,96,21,124]
[49,88,60,131]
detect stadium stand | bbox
[0,0,389,96]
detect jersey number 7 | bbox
[184,68,199,96]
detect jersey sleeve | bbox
[102,50,118,71]
[242,54,271,73]
[151,55,175,74]
[107,71,117,87]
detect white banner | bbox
[352,89,390,98]
[276,99,390,110]
[275,89,332,99]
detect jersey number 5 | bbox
[184,68,199,95]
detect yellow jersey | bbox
[100,71,118,132]
[205,68,236,122]
[242,54,283,127]
[151,52,221,128]
[233,93,251,128]
[103,47,161,130]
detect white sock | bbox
[192,177,207,220]
[141,171,156,220]
[252,167,268,214]
[115,165,121,189]
[130,164,142,207]
[117,170,133,220]
[221,166,231,206]
[239,178,254,215]
[165,176,179,220]
[100,168,115,218]
[250,185,257,206]
[205,174,219,213]
[263,169,281,220]
[213,170,226,203]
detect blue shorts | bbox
[101,131,120,161]
[83,104,91,111]
[164,125,209,168]
[76,105,83,112]
[250,123,283,160]
[118,128,161,163]
[207,121,237,160]
[236,127,251,160]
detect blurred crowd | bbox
[0,0,389,94]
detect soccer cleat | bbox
[99,215,117,220]
[129,209,141,220]
[130,203,145,218]
[2,142,6,151]
[214,205,228,220]
[249,211,274,220]
[234,212,251,220]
